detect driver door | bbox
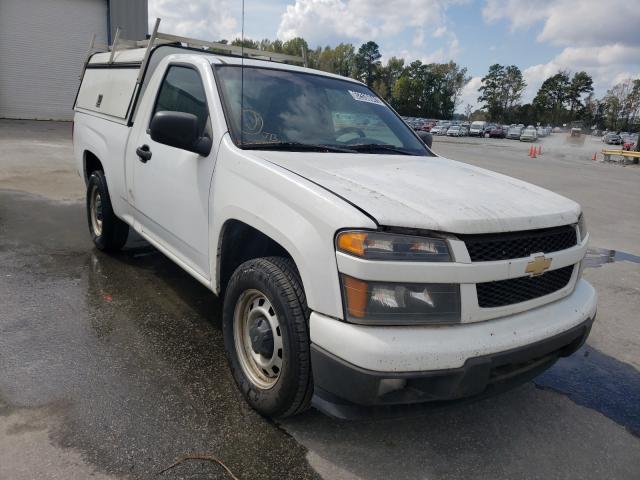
[130,64,216,278]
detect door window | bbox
[152,66,209,136]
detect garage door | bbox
[0,0,108,120]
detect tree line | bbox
[224,37,640,131]
[225,37,468,120]
[476,65,640,131]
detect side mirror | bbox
[417,131,433,148]
[150,111,212,156]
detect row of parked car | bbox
[416,120,550,142]
[601,131,638,150]
[404,116,639,150]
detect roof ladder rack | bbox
[81,17,307,81]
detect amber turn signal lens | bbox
[336,230,451,261]
[337,231,367,257]
[342,275,369,318]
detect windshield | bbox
[214,65,430,155]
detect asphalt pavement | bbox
[1,120,639,479]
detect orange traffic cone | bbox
[592,152,597,161]
[528,145,534,157]
[537,145,542,155]
[531,146,537,158]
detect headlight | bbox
[336,230,451,261]
[341,275,460,325]
[577,214,588,242]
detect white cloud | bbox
[148,0,241,41]
[432,26,447,39]
[522,44,640,102]
[483,0,640,48]
[459,76,482,112]
[386,29,461,65]
[277,0,464,45]
[536,2,638,47]
[554,44,640,69]
[482,0,640,102]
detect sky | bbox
[148,0,640,112]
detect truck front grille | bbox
[461,226,577,262]
[477,265,574,308]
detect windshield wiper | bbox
[240,142,355,153]
[346,144,418,155]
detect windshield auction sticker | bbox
[349,90,384,105]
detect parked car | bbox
[447,125,468,137]
[536,126,547,137]
[489,126,506,138]
[73,34,596,418]
[622,134,637,150]
[507,125,524,139]
[469,120,487,137]
[520,126,538,142]
[433,122,451,135]
[447,125,460,136]
[603,133,622,145]
[430,124,445,135]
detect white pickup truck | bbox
[73,34,596,418]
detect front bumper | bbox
[310,279,596,417]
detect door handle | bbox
[136,144,152,163]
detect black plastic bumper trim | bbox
[311,315,594,419]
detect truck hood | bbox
[253,151,580,234]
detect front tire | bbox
[223,257,313,418]
[86,170,129,252]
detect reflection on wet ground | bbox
[1,189,639,479]
[0,190,319,479]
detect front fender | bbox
[210,137,376,319]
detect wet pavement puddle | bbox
[536,247,640,436]
[535,346,640,437]
[584,247,640,268]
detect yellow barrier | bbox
[602,149,640,163]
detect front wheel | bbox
[86,170,129,252]
[223,257,313,418]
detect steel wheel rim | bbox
[233,289,283,389]
[89,185,103,237]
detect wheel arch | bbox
[83,150,103,184]
[216,219,298,296]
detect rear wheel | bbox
[223,257,313,418]
[86,170,129,252]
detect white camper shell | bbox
[74,20,307,125]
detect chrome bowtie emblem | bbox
[525,255,552,276]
